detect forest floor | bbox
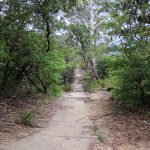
[87,90,150,150]
[0,93,62,145]
[0,68,150,150]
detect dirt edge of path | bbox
[0,95,63,144]
[86,90,150,150]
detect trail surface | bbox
[0,68,95,150]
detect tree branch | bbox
[94,21,104,30]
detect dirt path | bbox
[0,68,96,150]
[1,68,150,150]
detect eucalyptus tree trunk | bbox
[85,0,99,80]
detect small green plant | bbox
[64,84,72,92]
[19,111,34,126]
[148,112,150,118]
[99,80,105,88]
[97,134,105,143]
[92,125,99,133]
[83,77,103,92]
[92,126,105,143]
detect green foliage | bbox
[62,66,75,92]
[96,59,107,79]
[0,42,11,62]
[19,111,34,126]
[69,24,91,50]
[105,56,150,110]
[0,0,77,96]
[83,74,102,92]
[92,125,105,143]
[63,84,72,92]
[94,0,150,110]
[92,125,99,133]
[39,50,66,95]
[148,112,150,118]
[1,0,150,113]
[97,134,105,143]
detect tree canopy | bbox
[0,0,150,109]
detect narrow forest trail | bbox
[0,68,96,150]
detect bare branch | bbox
[94,21,104,30]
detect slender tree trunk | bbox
[88,0,99,80]
[0,61,10,90]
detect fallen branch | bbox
[76,116,88,121]
[144,120,150,125]
[91,112,114,121]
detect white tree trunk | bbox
[76,0,102,80]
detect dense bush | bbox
[105,57,150,110]
[34,50,66,96]
[83,72,102,92]
[62,66,75,92]
[94,0,150,110]
[0,0,77,96]
[0,34,68,96]
[96,60,107,79]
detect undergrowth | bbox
[83,77,105,92]
[18,111,35,127]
